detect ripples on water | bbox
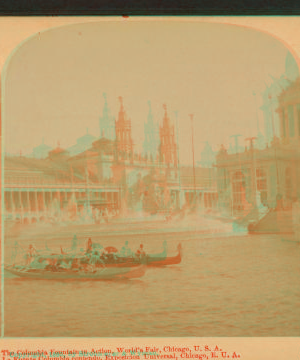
[4,224,300,336]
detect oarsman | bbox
[25,244,38,266]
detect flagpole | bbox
[175,111,181,209]
[189,114,197,205]
[85,151,91,213]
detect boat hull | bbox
[145,252,182,266]
[5,265,146,280]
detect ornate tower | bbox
[115,96,134,159]
[159,104,177,167]
[260,52,300,145]
[99,93,115,140]
[143,101,159,160]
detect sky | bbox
[2,20,294,164]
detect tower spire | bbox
[119,96,124,110]
[163,103,167,114]
[148,100,152,114]
[163,103,170,127]
[99,93,115,140]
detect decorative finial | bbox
[163,104,167,112]
[103,92,107,102]
[148,100,151,110]
[189,114,194,121]
[118,96,123,107]
[57,141,60,148]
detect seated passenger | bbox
[136,244,146,258]
[71,258,81,270]
[57,259,71,270]
[45,258,58,271]
[29,257,47,269]
[119,241,132,257]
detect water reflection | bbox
[4,229,300,337]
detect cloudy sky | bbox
[3,20,292,164]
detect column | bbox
[279,108,285,139]
[19,190,23,210]
[49,190,53,206]
[27,189,31,213]
[35,191,39,214]
[4,191,10,212]
[294,104,299,141]
[42,189,46,212]
[285,106,290,143]
[10,191,15,219]
[19,190,23,223]
[57,190,62,210]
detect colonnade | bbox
[184,190,218,209]
[4,187,120,221]
[279,104,300,142]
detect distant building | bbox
[216,78,300,216]
[143,101,160,161]
[260,51,300,145]
[115,96,134,160]
[99,93,115,140]
[180,166,218,209]
[48,143,70,161]
[4,97,221,223]
[159,104,177,167]
[31,139,52,159]
[255,125,266,150]
[199,142,216,167]
[67,129,97,156]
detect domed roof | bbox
[285,51,300,81]
[33,138,52,152]
[77,133,97,145]
[77,128,96,145]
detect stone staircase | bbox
[248,209,294,235]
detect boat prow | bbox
[146,243,182,266]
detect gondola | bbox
[145,243,182,266]
[4,264,146,280]
[14,243,182,275]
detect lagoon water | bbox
[4,221,300,337]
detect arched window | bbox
[256,168,268,205]
[232,171,246,211]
